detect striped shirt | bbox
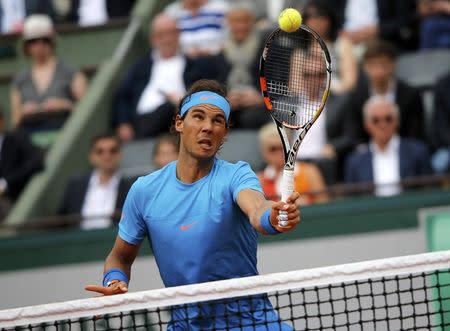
[164,0,229,55]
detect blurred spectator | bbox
[152,133,179,169]
[10,15,88,133]
[345,96,431,196]
[164,0,229,57]
[258,123,328,204]
[417,0,450,49]
[303,0,357,96]
[340,0,418,56]
[223,3,269,129]
[0,0,55,34]
[113,14,220,142]
[0,109,43,220]
[341,39,425,150]
[59,133,132,230]
[67,0,135,27]
[430,71,450,173]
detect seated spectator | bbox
[430,71,450,173]
[0,109,43,220]
[164,0,229,57]
[258,123,328,205]
[59,133,132,230]
[417,0,450,49]
[67,0,136,27]
[341,39,425,150]
[345,96,431,196]
[223,3,269,129]
[152,133,179,169]
[340,0,418,56]
[0,0,55,34]
[10,15,88,134]
[303,0,357,96]
[114,14,220,142]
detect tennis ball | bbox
[278,8,302,33]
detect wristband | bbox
[260,209,281,235]
[103,268,129,287]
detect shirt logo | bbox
[180,221,198,231]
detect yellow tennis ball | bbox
[278,8,302,33]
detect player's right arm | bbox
[85,236,140,295]
[85,178,147,296]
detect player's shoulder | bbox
[215,158,255,175]
[132,162,176,190]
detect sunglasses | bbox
[94,147,120,155]
[370,115,394,125]
[267,145,284,153]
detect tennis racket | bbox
[259,24,331,227]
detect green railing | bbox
[1,188,448,272]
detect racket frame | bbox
[259,25,332,226]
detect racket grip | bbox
[278,169,295,227]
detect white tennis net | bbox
[0,250,449,330]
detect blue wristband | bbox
[103,268,129,287]
[260,209,280,235]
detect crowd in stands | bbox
[1,0,450,228]
[0,0,135,33]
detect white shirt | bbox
[78,0,108,27]
[370,80,396,103]
[80,171,120,230]
[0,0,25,33]
[371,135,402,197]
[344,0,378,31]
[136,53,186,115]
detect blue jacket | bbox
[113,52,229,126]
[345,137,432,184]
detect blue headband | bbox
[180,91,231,122]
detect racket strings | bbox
[263,28,329,128]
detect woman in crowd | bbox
[10,14,87,133]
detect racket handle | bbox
[278,169,295,227]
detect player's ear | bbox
[175,115,183,133]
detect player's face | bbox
[90,138,122,173]
[364,102,399,145]
[175,104,228,160]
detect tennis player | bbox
[86,79,300,330]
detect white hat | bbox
[22,15,55,41]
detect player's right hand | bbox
[85,280,128,296]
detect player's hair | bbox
[362,95,400,122]
[363,39,397,62]
[177,79,228,116]
[90,133,121,149]
[171,79,230,131]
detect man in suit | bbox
[59,133,132,230]
[113,14,224,141]
[0,110,43,220]
[340,39,425,156]
[345,96,431,196]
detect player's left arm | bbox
[236,189,301,234]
